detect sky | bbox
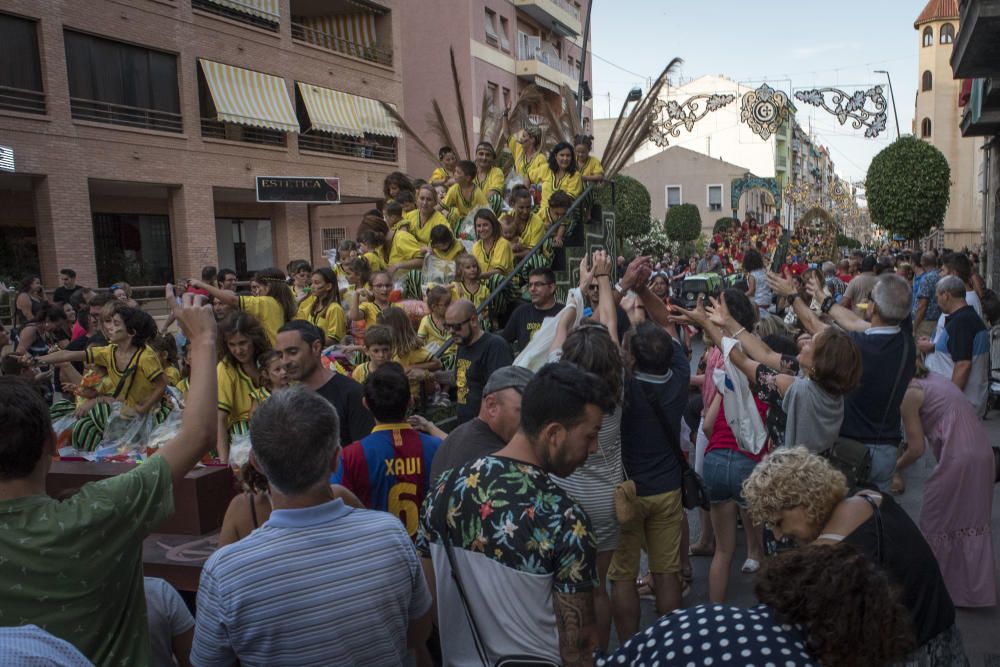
[589,1,924,183]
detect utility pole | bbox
[874,70,901,139]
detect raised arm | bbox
[188,279,239,308]
[709,294,783,368]
[589,251,619,344]
[552,591,598,667]
[766,271,829,335]
[154,287,220,483]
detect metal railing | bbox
[433,184,595,359]
[0,85,45,115]
[71,98,183,133]
[517,48,579,81]
[298,131,397,161]
[291,21,393,66]
[192,0,280,31]
[201,118,286,147]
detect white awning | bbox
[201,0,279,21]
[296,14,376,50]
[199,59,299,132]
[297,82,398,138]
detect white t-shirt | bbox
[144,577,194,667]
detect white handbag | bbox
[712,336,768,455]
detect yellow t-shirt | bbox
[579,155,605,178]
[351,361,373,384]
[164,366,182,387]
[295,295,347,343]
[472,237,514,275]
[403,209,451,245]
[539,165,583,215]
[388,228,424,265]
[432,241,465,262]
[395,347,435,398]
[474,167,505,195]
[217,361,267,430]
[357,301,385,328]
[238,295,285,345]
[417,315,450,351]
[518,212,547,249]
[85,344,164,409]
[430,167,450,184]
[507,135,548,183]
[442,183,488,223]
[363,250,387,273]
[452,281,490,308]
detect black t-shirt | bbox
[843,493,955,645]
[841,329,915,445]
[429,417,506,481]
[620,337,690,496]
[315,373,374,445]
[456,333,514,424]
[52,286,81,305]
[501,302,565,352]
[944,304,986,362]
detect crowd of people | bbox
[0,138,996,666]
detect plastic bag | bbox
[145,408,182,453]
[52,414,77,452]
[711,337,767,456]
[229,432,252,468]
[455,210,477,244]
[421,253,456,290]
[504,171,525,200]
[96,405,156,454]
[514,288,585,372]
[323,247,338,270]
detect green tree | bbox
[865,136,950,241]
[597,175,652,245]
[664,204,703,258]
[714,217,735,234]
[836,232,861,250]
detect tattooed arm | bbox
[552,591,598,667]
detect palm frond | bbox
[380,102,441,166]
[428,101,460,159]
[559,84,582,139]
[450,47,472,159]
[478,86,503,150]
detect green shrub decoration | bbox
[865,136,950,241]
[597,175,652,246]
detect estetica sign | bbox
[256,176,340,203]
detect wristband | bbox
[731,327,746,338]
[820,296,835,314]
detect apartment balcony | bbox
[961,77,1000,136]
[72,98,182,133]
[516,50,578,93]
[951,0,1000,78]
[0,85,45,115]
[513,0,581,37]
[775,154,788,170]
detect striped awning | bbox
[296,14,376,50]
[199,59,299,133]
[297,82,399,138]
[202,0,279,21]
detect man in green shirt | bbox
[0,289,218,666]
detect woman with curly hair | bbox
[742,447,967,665]
[215,312,271,463]
[382,171,414,206]
[600,542,915,666]
[191,267,296,345]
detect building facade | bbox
[914,0,984,249]
[0,0,404,288]
[397,0,592,181]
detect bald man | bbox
[445,299,514,424]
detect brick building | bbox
[0,0,403,288]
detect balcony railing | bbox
[0,85,46,115]
[201,118,286,146]
[192,0,279,31]
[517,49,580,81]
[298,131,397,162]
[291,21,392,66]
[71,98,182,133]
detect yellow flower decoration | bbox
[465,472,480,489]
[572,520,588,538]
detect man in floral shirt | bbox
[417,363,613,667]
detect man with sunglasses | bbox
[502,267,564,353]
[446,299,513,425]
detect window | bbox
[922,26,933,47]
[498,17,511,51]
[922,70,933,91]
[940,23,954,44]
[486,81,499,108]
[0,12,44,114]
[708,185,722,211]
[921,117,932,137]
[64,30,181,132]
[484,9,498,45]
[322,227,346,252]
[666,185,681,208]
[92,213,174,285]
[216,218,274,279]
[502,86,511,110]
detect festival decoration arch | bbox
[793,206,839,260]
[730,175,782,219]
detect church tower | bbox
[914,0,982,249]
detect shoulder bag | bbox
[639,380,710,511]
[433,469,559,667]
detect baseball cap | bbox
[483,366,534,396]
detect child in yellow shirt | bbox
[351,324,394,384]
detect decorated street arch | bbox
[792,206,838,261]
[730,174,782,219]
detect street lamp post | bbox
[576,0,595,120]
[874,70,901,139]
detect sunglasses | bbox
[445,316,474,331]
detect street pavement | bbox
[618,343,1000,664]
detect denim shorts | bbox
[703,448,758,507]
